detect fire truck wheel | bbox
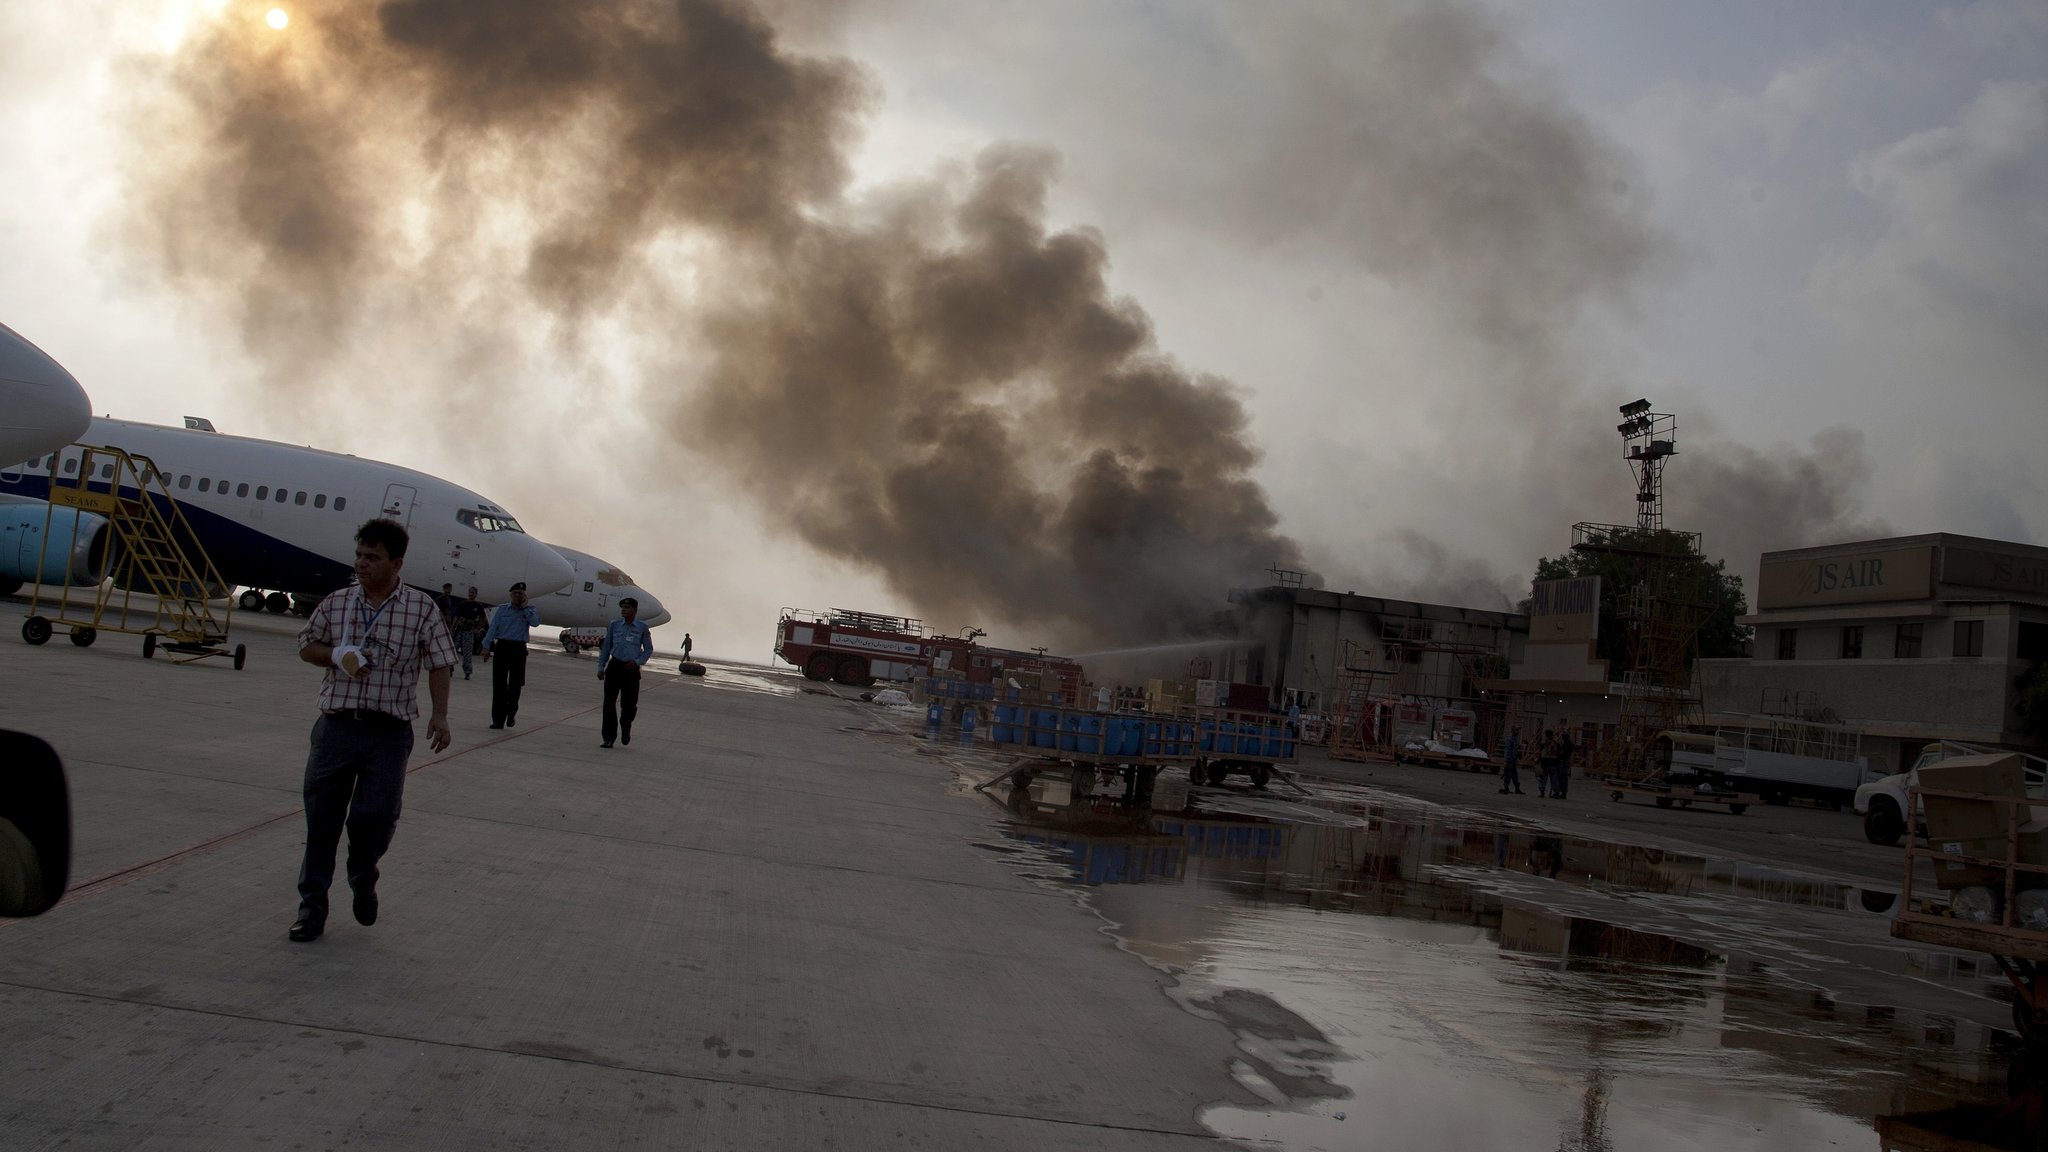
[803,653,833,681]
[835,656,871,686]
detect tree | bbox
[1520,532,1753,673]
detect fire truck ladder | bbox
[22,444,244,669]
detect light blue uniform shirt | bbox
[481,603,540,650]
[599,617,655,670]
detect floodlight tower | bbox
[1616,398,1677,533]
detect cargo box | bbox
[1920,753,2030,842]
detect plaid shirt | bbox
[300,583,461,720]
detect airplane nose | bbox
[522,537,576,595]
[0,322,91,465]
[642,601,672,628]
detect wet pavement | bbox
[949,752,2047,1151]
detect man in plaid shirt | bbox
[288,518,459,943]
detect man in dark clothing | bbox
[1536,729,1558,798]
[1499,727,1525,795]
[1554,725,1574,799]
[451,587,487,680]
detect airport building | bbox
[1079,583,1528,717]
[1697,533,2048,772]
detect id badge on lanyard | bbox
[341,587,395,653]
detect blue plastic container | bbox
[1199,720,1217,753]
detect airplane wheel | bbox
[22,616,52,645]
[143,633,157,659]
[238,589,264,611]
[70,626,96,648]
[264,592,289,614]
[232,644,247,671]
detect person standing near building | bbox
[1554,723,1574,799]
[1499,726,1525,795]
[451,586,487,680]
[598,596,654,748]
[481,581,540,729]
[682,632,693,665]
[288,518,457,943]
[1536,728,1559,797]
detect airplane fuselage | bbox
[0,418,573,600]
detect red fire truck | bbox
[773,607,1083,698]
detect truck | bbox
[1855,740,2048,847]
[772,607,1083,695]
[1662,714,1886,810]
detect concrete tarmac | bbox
[0,603,1248,1150]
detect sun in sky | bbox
[265,8,289,31]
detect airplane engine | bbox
[0,504,108,593]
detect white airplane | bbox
[0,417,574,606]
[541,543,671,651]
[0,323,90,468]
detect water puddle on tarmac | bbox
[971,772,2045,1151]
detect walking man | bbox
[451,586,487,679]
[1499,726,1525,795]
[1536,729,1558,798]
[289,518,457,943]
[481,581,540,729]
[599,596,654,748]
[682,632,693,664]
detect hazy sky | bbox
[1,0,2042,659]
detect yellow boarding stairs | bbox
[22,444,244,669]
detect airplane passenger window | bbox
[295,491,306,505]
[63,459,77,474]
[256,486,268,500]
[178,475,190,489]
[335,496,347,511]
[100,463,113,479]
[199,478,210,492]
[274,488,287,503]
[314,494,326,508]
[237,483,250,498]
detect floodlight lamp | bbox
[1619,398,1652,418]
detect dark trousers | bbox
[491,641,529,725]
[1500,758,1523,793]
[297,713,412,924]
[1537,759,1556,796]
[602,661,642,742]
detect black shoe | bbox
[621,728,631,746]
[489,722,504,730]
[506,715,516,728]
[601,740,614,749]
[353,890,378,927]
[288,919,323,943]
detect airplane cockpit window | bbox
[457,509,525,534]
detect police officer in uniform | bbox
[481,581,540,729]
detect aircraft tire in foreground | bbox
[0,730,70,918]
[142,632,157,659]
[238,589,263,611]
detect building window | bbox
[1840,626,1863,659]
[1776,629,1797,660]
[2019,621,2048,661]
[1895,623,1923,659]
[1955,619,1984,658]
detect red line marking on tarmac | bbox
[6,703,601,921]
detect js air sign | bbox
[1758,547,1934,609]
